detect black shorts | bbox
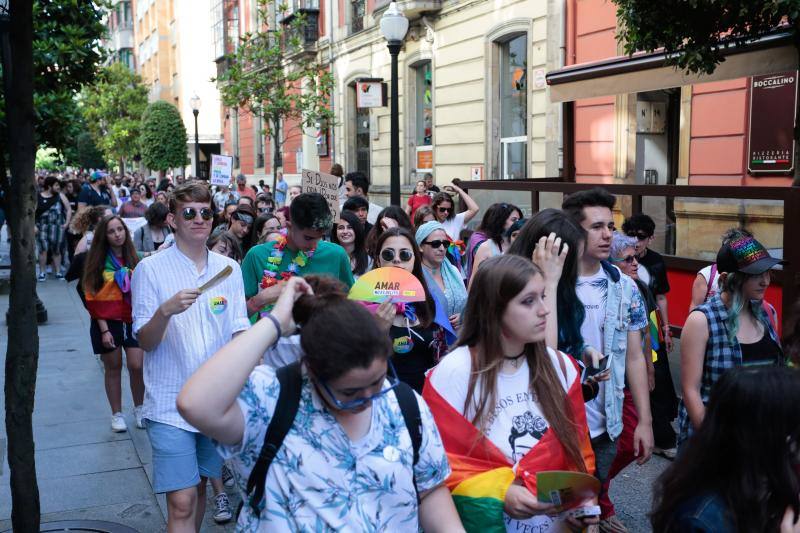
[90,319,139,354]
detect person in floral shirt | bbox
[178,277,464,532]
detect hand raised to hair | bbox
[271,277,313,335]
[532,233,569,286]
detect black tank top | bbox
[740,333,782,367]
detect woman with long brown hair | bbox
[82,215,144,432]
[423,254,597,532]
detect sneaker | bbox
[222,463,236,488]
[599,515,629,533]
[111,412,127,433]
[55,273,65,280]
[134,406,145,429]
[213,493,232,524]
[653,446,677,460]
[37,273,46,282]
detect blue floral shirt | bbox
[217,365,451,532]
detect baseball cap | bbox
[716,235,785,275]
[89,170,107,182]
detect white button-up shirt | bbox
[132,245,249,431]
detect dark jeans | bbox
[651,346,678,449]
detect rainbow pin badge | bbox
[348,267,425,304]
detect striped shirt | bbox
[131,245,250,431]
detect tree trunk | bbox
[119,158,125,176]
[3,1,42,531]
[271,115,281,193]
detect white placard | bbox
[210,154,234,186]
[356,81,383,108]
[301,168,340,220]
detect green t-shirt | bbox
[242,240,355,319]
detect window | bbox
[499,34,527,179]
[350,0,365,33]
[232,109,240,168]
[415,62,432,147]
[119,49,134,70]
[349,84,370,175]
[211,0,224,60]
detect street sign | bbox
[210,154,234,186]
[748,71,798,174]
[301,168,340,220]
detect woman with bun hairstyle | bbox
[423,255,596,532]
[177,277,464,532]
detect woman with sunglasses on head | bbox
[82,215,144,432]
[465,202,522,282]
[373,227,450,392]
[330,210,372,278]
[679,234,785,450]
[430,180,479,241]
[416,221,467,331]
[177,277,465,532]
[423,255,597,532]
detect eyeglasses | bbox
[436,206,452,213]
[380,248,414,263]
[611,255,638,264]
[181,207,214,221]
[423,239,450,249]
[628,232,651,241]
[318,360,400,411]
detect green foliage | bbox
[616,0,799,75]
[64,131,106,169]
[214,0,334,159]
[139,100,189,172]
[35,148,61,171]
[82,62,149,165]
[0,0,107,155]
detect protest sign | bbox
[301,168,340,219]
[210,154,234,186]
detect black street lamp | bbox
[380,2,408,206]
[190,93,201,178]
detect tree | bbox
[82,62,148,175]
[0,2,105,530]
[64,131,107,170]
[615,0,800,184]
[215,0,333,190]
[139,100,189,175]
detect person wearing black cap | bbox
[678,234,785,449]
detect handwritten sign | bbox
[301,168,340,220]
[210,154,233,186]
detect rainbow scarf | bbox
[422,356,595,532]
[85,253,133,322]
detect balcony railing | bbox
[372,0,442,19]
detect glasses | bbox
[628,232,651,241]
[181,207,214,221]
[436,206,452,213]
[611,255,638,264]
[380,248,414,262]
[318,361,400,411]
[423,239,450,249]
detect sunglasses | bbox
[318,360,400,411]
[423,239,450,249]
[611,255,638,264]
[181,207,214,221]
[436,206,452,213]
[380,248,414,263]
[628,232,651,241]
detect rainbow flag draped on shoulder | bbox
[422,356,595,532]
[84,253,133,323]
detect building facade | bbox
[132,0,224,178]
[104,0,136,70]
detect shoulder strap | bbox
[245,361,303,518]
[394,382,422,501]
[706,263,717,298]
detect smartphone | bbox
[584,354,610,378]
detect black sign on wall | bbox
[747,71,798,175]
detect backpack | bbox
[242,361,423,519]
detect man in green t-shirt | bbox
[242,192,354,320]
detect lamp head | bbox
[190,93,201,112]
[380,2,409,44]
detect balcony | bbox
[112,27,134,50]
[282,7,320,48]
[372,0,441,19]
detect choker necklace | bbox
[503,351,526,368]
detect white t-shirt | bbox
[576,266,610,438]
[441,212,467,240]
[699,264,719,299]
[367,201,383,224]
[638,262,651,287]
[429,345,576,532]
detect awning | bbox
[547,31,798,102]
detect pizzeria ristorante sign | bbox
[748,72,798,174]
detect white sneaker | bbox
[111,412,127,433]
[134,406,145,429]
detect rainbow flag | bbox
[85,254,133,322]
[422,356,595,532]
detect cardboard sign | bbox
[210,154,234,186]
[301,168,340,220]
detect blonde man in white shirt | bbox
[132,182,249,532]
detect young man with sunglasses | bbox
[241,192,354,321]
[132,182,249,531]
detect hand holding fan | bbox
[348,267,425,303]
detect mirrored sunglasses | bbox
[380,248,414,262]
[181,207,214,221]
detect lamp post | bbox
[380,2,408,206]
[190,93,201,178]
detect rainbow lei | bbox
[259,229,315,291]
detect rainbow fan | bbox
[348,267,425,303]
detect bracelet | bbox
[262,313,282,348]
[100,330,110,334]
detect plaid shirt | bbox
[677,293,782,445]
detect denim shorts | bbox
[145,419,223,493]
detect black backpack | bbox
[242,361,423,518]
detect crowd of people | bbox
[36,165,800,532]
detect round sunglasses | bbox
[181,207,214,221]
[380,248,414,263]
